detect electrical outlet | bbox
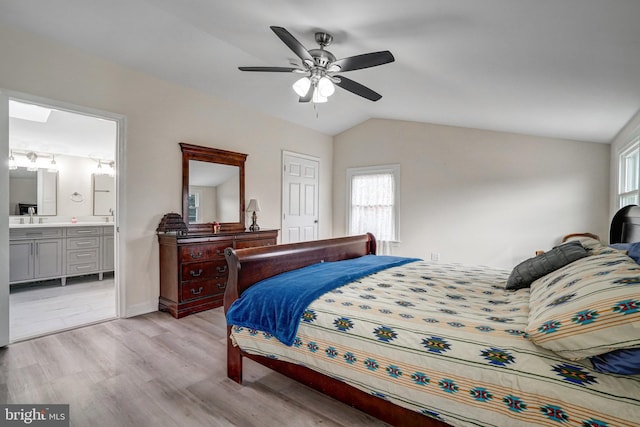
[431,252,440,262]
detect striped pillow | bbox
[526,249,640,360]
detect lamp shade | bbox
[317,76,335,97]
[247,199,261,213]
[292,77,311,97]
[312,88,328,103]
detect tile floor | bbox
[9,273,116,342]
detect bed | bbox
[223,208,640,427]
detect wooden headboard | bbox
[610,205,640,244]
[223,233,377,312]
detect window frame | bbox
[346,164,401,242]
[618,137,640,209]
[187,190,202,223]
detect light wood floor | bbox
[10,274,116,342]
[0,308,390,427]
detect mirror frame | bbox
[180,142,247,233]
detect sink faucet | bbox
[28,207,35,224]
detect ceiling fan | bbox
[239,26,395,103]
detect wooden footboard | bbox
[223,233,376,381]
[223,234,450,427]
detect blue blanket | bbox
[226,255,420,346]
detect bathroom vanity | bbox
[9,223,115,286]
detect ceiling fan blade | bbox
[299,85,313,103]
[332,51,395,72]
[270,26,314,63]
[238,66,301,72]
[335,76,383,101]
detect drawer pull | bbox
[216,248,224,256]
[189,269,204,277]
[76,253,93,258]
[75,241,94,246]
[216,265,227,274]
[189,251,203,259]
[75,230,95,234]
[190,286,204,295]
[217,282,227,289]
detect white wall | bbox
[0,25,333,316]
[333,119,610,269]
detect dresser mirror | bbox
[180,142,246,233]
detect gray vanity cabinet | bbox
[9,240,35,282]
[9,225,115,286]
[102,226,115,272]
[9,228,65,283]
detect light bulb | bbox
[292,77,311,97]
[8,151,17,170]
[312,88,328,103]
[317,77,335,97]
[48,154,58,173]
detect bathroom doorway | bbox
[5,95,122,342]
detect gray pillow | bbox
[506,241,588,290]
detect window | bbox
[187,191,202,223]
[347,165,400,243]
[619,139,640,208]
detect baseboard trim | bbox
[124,300,157,318]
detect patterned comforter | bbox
[229,261,640,427]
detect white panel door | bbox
[282,152,319,244]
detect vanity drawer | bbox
[181,259,228,281]
[67,236,100,250]
[67,261,100,275]
[67,227,101,237]
[10,227,64,240]
[67,248,99,263]
[180,278,227,301]
[180,242,231,262]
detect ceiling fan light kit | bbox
[239,26,394,104]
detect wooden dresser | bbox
[158,230,278,318]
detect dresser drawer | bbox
[180,242,231,262]
[180,278,227,301]
[67,248,99,263]
[181,259,228,281]
[67,236,100,250]
[67,227,101,237]
[236,238,276,250]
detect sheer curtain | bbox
[350,172,396,255]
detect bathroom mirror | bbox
[180,142,246,233]
[9,168,58,216]
[93,174,115,216]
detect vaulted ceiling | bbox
[2,0,640,144]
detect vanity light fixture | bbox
[94,159,115,176]
[48,154,58,172]
[247,198,261,232]
[8,150,17,170]
[26,152,38,172]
